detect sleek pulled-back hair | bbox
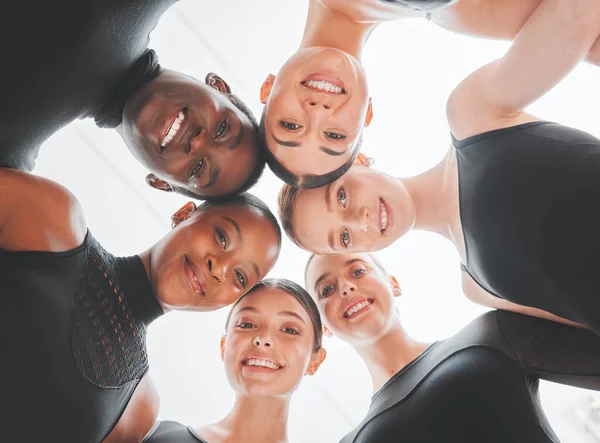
[225,278,323,352]
[259,107,362,189]
[277,184,305,248]
[171,94,266,201]
[304,252,387,285]
[198,192,282,249]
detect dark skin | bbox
[117,71,259,199]
[0,168,280,442]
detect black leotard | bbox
[454,121,600,334]
[0,0,176,171]
[143,420,209,443]
[341,310,600,443]
[378,0,459,12]
[1,233,163,442]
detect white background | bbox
[33,1,600,441]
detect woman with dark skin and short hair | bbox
[142,279,326,443]
[278,0,600,333]
[1,1,264,200]
[306,252,600,443]
[259,0,600,188]
[0,166,281,442]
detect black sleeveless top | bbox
[0,0,176,171]
[454,122,600,334]
[340,310,600,442]
[378,0,459,12]
[0,233,164,442]
[144,420,209,443]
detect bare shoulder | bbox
[315,0,423,22]
[0,169,87,252]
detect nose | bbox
[304,96,332,111]
[348,206,370,232]
[253,334,272,348]
[340,280,357,298]
[185,128,206,155]
[207,256,228,283]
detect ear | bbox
[205,73,232,94]
[306,348,327,376]
[220,335,226,361]
[390,275,402,298]
[353,152,372,167]
[323,325,333,338]
[260,74,276,104]
[171,201,197,229]
[364,97,373,127]
[146,173,174,192]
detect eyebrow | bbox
[271,132,301,148]
[199,166,220,189]
[320,146,347,156]
[327,230,336,252]
[235,306,306,325]
[324,182,333,213]
[314,272,331,292]
[227,125,245,151]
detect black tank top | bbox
[341,310,600,442]
[143,421,208,443]
[1,233,164,442]
[378,0,459,12]
[454,122,600,334]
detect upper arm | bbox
[0,169,87,252]
[447,0,600,139]
[498,312,600,391]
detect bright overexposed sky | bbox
[33,1,600,441]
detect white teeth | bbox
[345,300,372,318]
[304,80,344,94]
[380,201,388,232]
[246,359,280,369]
[161,111,186,147]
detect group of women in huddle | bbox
[3,0,600,442]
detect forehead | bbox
[306,253,370,286]
[233,288,310,322]
[293,187,335,253]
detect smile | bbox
[344,299,374,319]
[184,255,206,298]
[301,79,345,94]
[161,109,186,148]
[242,358,283,371]
[379,198,391,234]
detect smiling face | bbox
[222,287,325,397]
[149,205,280,312]
[262,47,370,178]
[120,70,259,198]
[288,165,415,254]
[305,253,399,343]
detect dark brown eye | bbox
[320,285,335,298]
[279,121,303,131]
[215,120,227,138]
[325,132,346,140]
[190,158,204,177]
[341,229,350,248]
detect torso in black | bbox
[143,420,208,443]
[341,310,600,443]
[454,121,600,334]
[1,233,164,442]
[0,0,176,171]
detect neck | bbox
[209,395,291,443]
[399,150,457,240]
[137,248,170,314]
[353,320,430,393]
[301,0,378,59]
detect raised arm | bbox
[447,0,600,139]
[0,168,86,252]
[497,310,600,391]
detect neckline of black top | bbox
[451,121,553,149]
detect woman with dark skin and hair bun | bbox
[259,0,600,188]
[306,252,600,443]
[0,166,281,442]
[278,1,600,334]
[143,279,326,443]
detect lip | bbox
[379,198,393,235]
[158,107,189,151]
[184,255,207,298]
[301,73,346,94]
[343,298,374,319]
[241,353,284,372]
